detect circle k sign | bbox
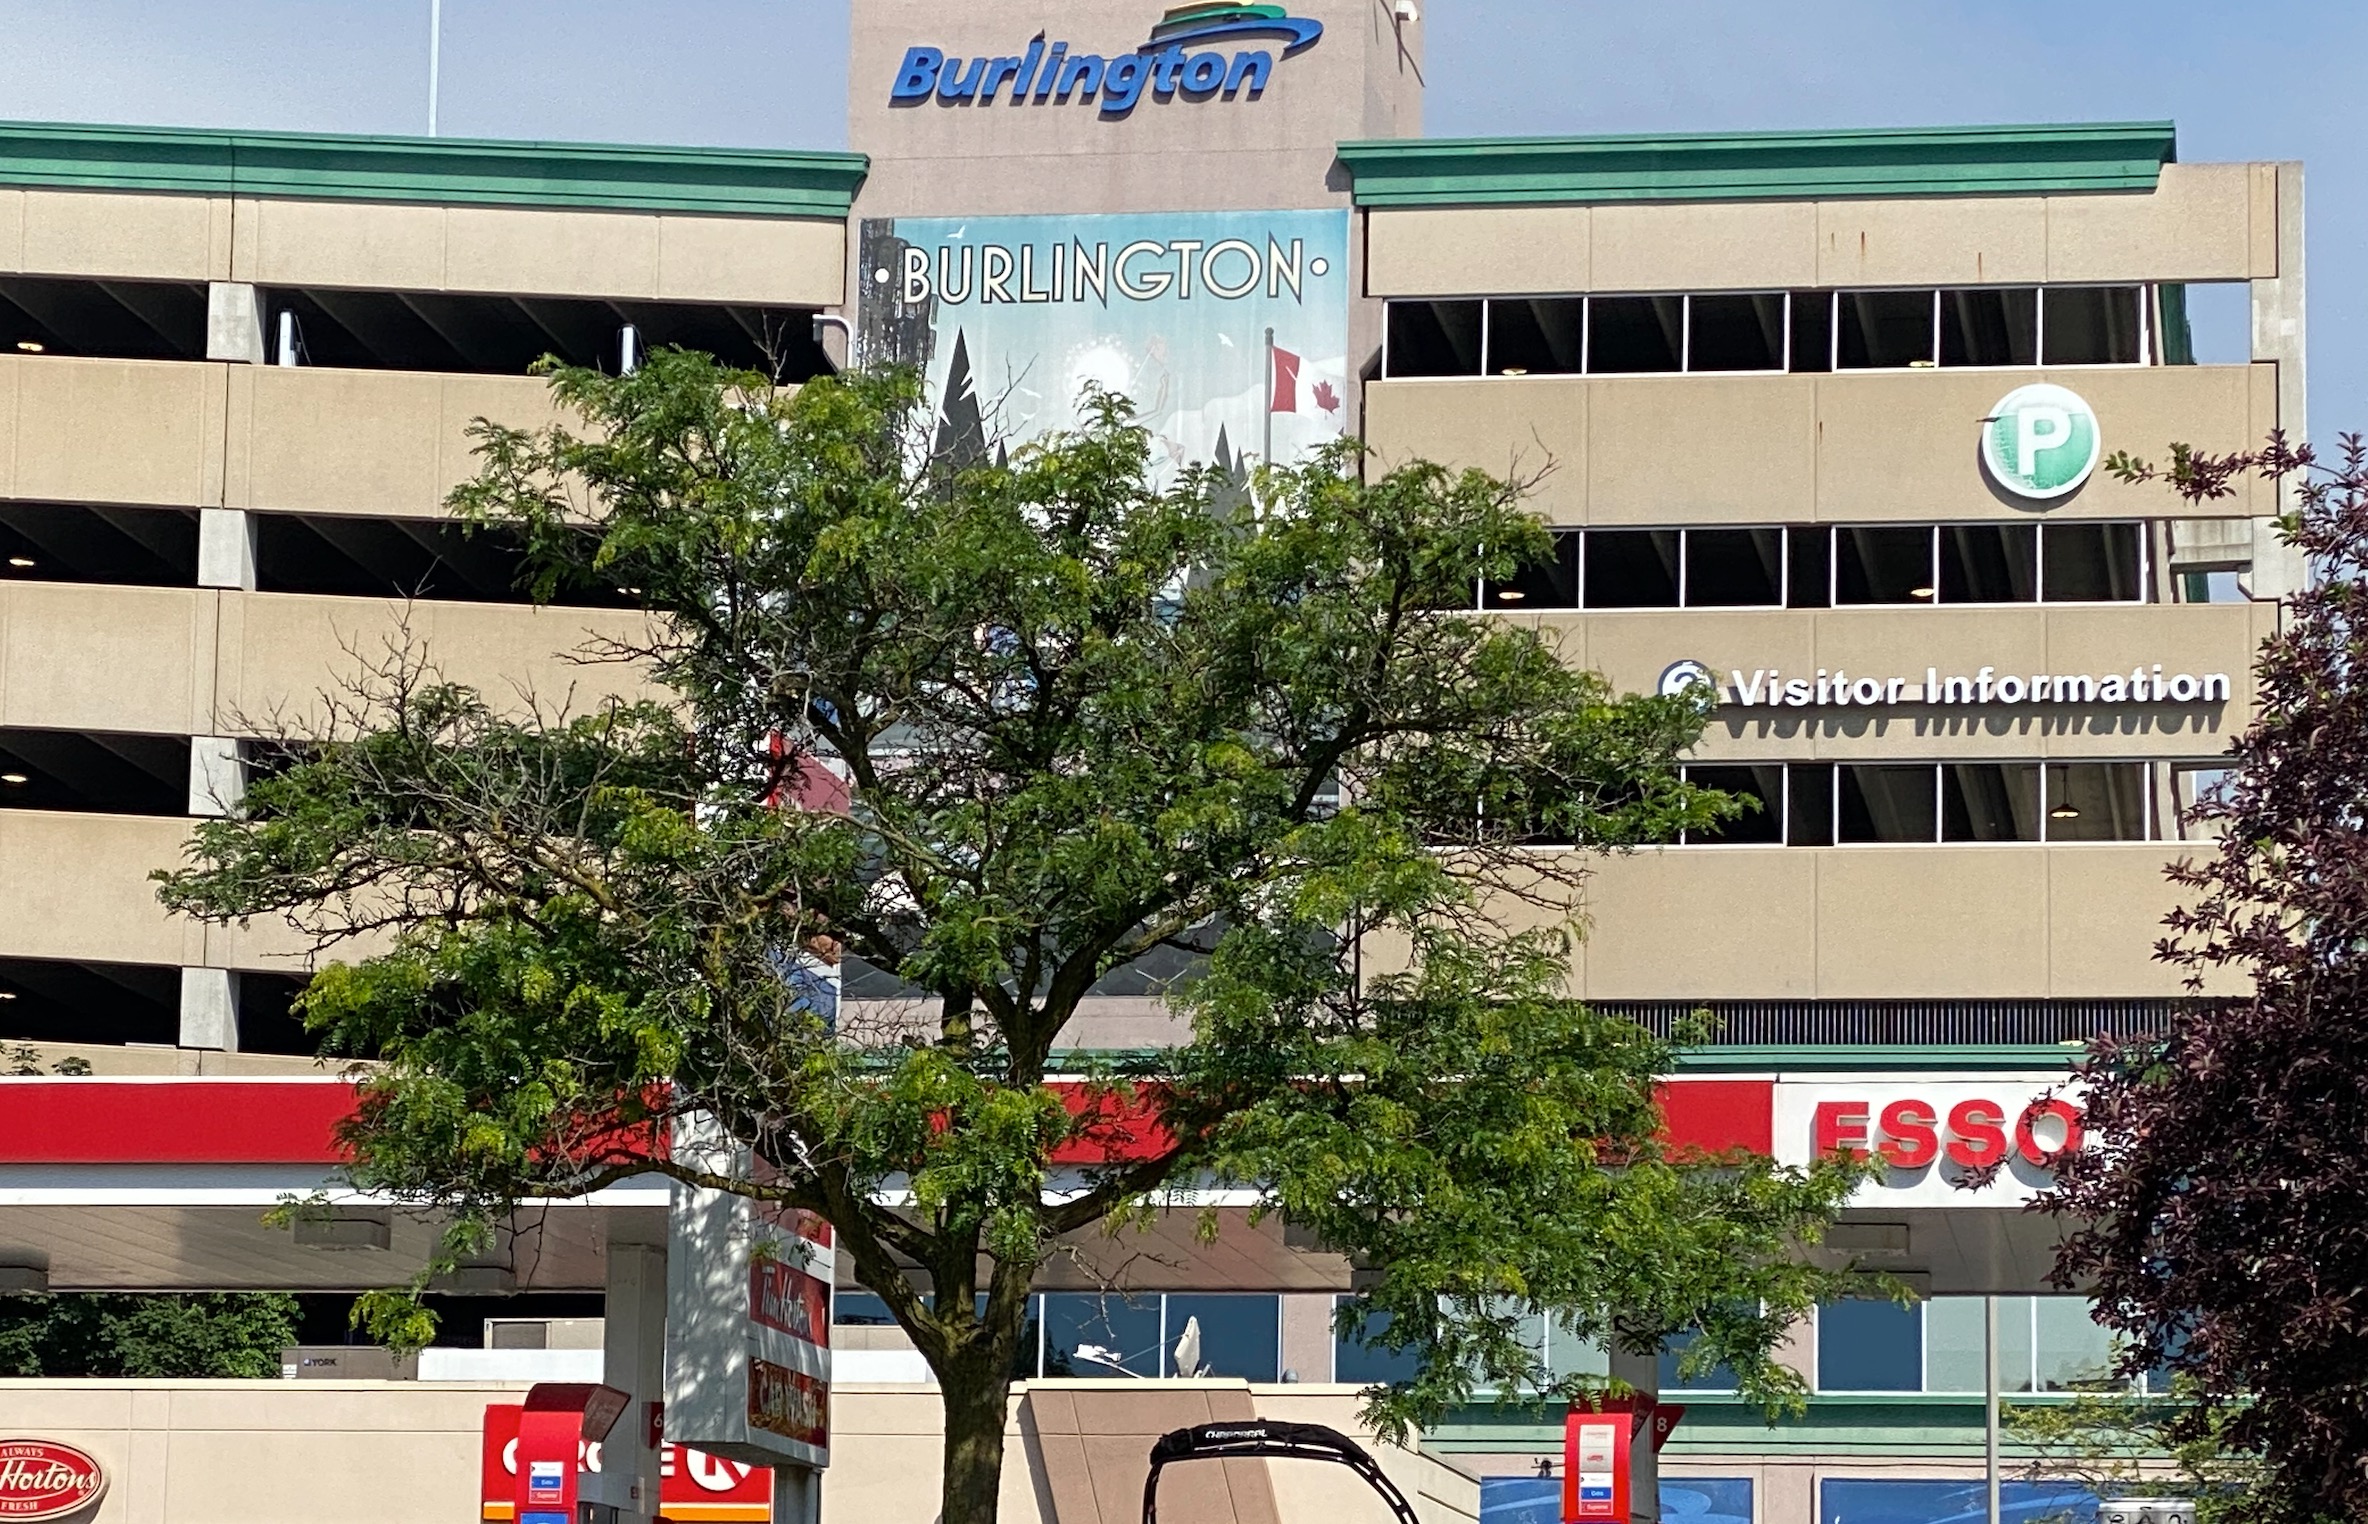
[1981,383,2101,501]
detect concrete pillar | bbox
[601,1242,669,1521]
[1278,1292,1335,1382]
[198,508,257,592]
[188,737,244,818]
[206,282,266,364]
[772,1466,821,1524]
[2248,161,2308,602]
[178,966,239,1051]
[1608,1341,1660,1524]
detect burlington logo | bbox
[891,4,1325,118]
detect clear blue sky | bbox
[0,0,2353,438]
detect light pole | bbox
[427,0,443,136]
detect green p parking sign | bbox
[1981,383,2100,500]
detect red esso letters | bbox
[1813,1096,2083,1170]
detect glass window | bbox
[1663,1479,1753,1524]
[1658,1328,1739,1392]
[1789,291,1833,372]
[1817,1299,1922,1391]
[1997,1295,2037,1393]
[1332,1297,1420,1386]
[1786,525,1831,608]
[1834,526,1936,604]
[1837,290,1935,368]
[1547,1313,1609,1382]
[832,1291,897,1326]
[1686,527,1784,606]
[1939,287,2038,367]
[2035,1297,2121,1391]
[1839,764,1938,843]
[2041,522,2142,602]
[1385,299,1482,377]
[1685,765,1785,846]
[1787,763,1835,846]
[2043,286,2144,365]
[1040,1291,1162,1378]
[1939,524,2037,603]
[2171,765,2230,841]
[1165,1294,1279,1381]
[1477,1479,1565,1524]
[1485,530,1579,609]
[2046,762,2149,842]
[1583,529,1681,607]
[1942,763,2041,842]
[1823,1479,2099,1524]
[2179,568,2246,603]
[1588,294,1684,373]
[1687,293,1786,372]
[1923,1297,1987,1393]
[1486,297,1584,377]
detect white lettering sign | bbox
[1701,664,2231,710]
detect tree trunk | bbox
[937,1357,1015,1524]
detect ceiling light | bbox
[1909,586,1936,599]
[2050,805,2081,819]
[6,557,32,569]
[0,774,26,785]
[14,341,41,354]
[1499,367,1529,377]
[1495,588,1526,602]
[0,992,16,1000]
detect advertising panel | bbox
[480,1404,773,1523]
[664,1118,833,1471]
[1774,1080,2086,1206]
[856,207,1352,481]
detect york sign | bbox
[892,3,1324,117]
[1773,1082,2085,1206]
[0,1441,105,1521]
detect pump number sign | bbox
[1981,383,2101,500]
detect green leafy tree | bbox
[157,354,1860,1524]
[0,1293,299,1378]
[2007,1380,2269,1524]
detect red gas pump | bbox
[513,1383,631,1524]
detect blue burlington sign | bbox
[891,2,1325,117]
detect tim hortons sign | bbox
[0,1441,105,1521]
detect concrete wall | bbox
[1365,365,2279,523]
[0,1379,1477,1524]
[1366,162,2283,296]
[0,185,845,303]
[847,0,1422,219]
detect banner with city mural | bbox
[855,208,1351,482]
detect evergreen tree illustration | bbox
[933,330,989,471]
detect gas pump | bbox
[512,1383,631,1524]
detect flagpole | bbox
[1263,325,1274,467]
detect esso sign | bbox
[0,1440,106,1520]
[1773,1081,2085,1206]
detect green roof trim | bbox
[1672,1044,2086,1074]
[1427,1394,2123,1458]
[0,119,868,218]
[1337,122,2176,208]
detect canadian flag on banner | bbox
[1270,344,1300,413]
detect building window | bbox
[2043,286,2145,366]
[1587,295,1684,373]
[1584,529,1682,608]
[1658,1327,1740,1392]
[1680,763,2162,848]
[1819,1296,2130,1395]
[1487,296,1585,376]
[1682,765,1785,846]
[1037,1291,1280,1380]
[1823,1479,2099,1524]
[1816,1298,1923,1391]
[1385,298,1483,378]
[1939,524,2038,603]
[1381,286,2164,379]
[1839,764,1940,843]
[1686,528,1786,606]
[1332,1297,1422,1386]
[1834,526,1938,604]
[2040,522,2145,602]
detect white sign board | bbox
[664,1118,833,1471]
[1772,1080,2085,1207]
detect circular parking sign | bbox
[1982,384,2100,500]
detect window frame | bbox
[1671,763,2163,849]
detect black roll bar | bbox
[1142,1419,1422,1524]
